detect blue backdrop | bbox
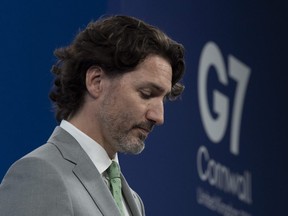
[1,1,287,215]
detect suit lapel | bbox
[73,152,120,215]
[121,175,142,216]
[48,127,121,216]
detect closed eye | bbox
[138,82,171,101]
[140,89,153,99]
[139,89,169,104]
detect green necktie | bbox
[107,161,125,216]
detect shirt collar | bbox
[60,120,119,174]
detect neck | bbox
[68,109,117,159]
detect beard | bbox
[113,121,155,154]
[112,129,146,155]
[98,98,154,155]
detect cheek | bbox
[117,103,144,126]
[119,94,145,113]
[111,89,147,122]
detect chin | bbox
[120,140,145,155]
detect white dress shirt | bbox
[60,120,130,215]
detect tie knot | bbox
[107,161,121,179]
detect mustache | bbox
[133,121,155,133]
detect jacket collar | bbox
[47,126,142,216]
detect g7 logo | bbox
[198,42,251,155]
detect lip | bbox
[136,127,151,134]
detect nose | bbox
[146,101,164,125]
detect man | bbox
[0,15,185,215]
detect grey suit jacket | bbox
[0,127,145,216]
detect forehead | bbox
[123,55,173,92]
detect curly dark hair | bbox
[49,15,185,122]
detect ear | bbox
[86,66,104,98]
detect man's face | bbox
[97,55,172,155]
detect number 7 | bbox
[228,55,251,155]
